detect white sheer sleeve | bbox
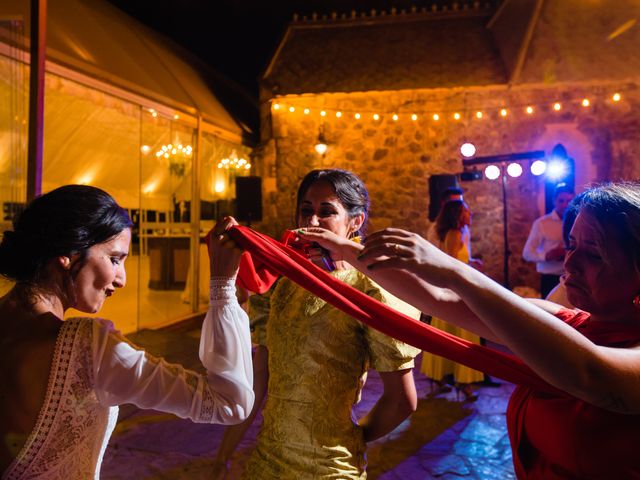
[92,277,254,425]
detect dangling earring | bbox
[633,294,640,309]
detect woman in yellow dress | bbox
[212,169,420,479]
[420,200,484,401]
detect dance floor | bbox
[102,317,516,479]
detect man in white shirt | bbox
[522,184,575,297]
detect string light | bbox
[269,90,627,124]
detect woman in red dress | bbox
[302,181,640,478]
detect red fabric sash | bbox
[226,225,558,394]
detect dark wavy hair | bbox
[575,182,640,271]
[295,169,370,237]
[435,200,467,242]
[0,185,133,283]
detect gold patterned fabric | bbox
[244,269,420,479]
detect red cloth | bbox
[507,308,640,479]
[226,225,557,393]
[236,251,280,294]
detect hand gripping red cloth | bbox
[226,225,557,394]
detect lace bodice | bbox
[3,278,254,479]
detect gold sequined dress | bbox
[244,269,420,479]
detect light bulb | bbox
[506,163,523,178]
[484,165,501,180]
[460,143,476,158]
[315,142,328,155]
[530,160,546,176]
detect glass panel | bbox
[139,112,195,329]
[193,133,252,306]
[42,73,141,333]
[0,42,28,297]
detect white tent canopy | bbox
[0,0,252,211]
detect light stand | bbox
[463,150,545,289]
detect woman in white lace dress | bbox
[0,185,254,479]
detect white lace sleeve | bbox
[92,277,254,425]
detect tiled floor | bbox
[101,318,516,479]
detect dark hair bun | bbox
[0,230,33,281]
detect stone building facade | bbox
[252,0,640,292]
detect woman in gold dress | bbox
[420,200,484,401]
[212,169,420,479]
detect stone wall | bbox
[253,80,640,292]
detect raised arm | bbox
[358,227,640,414]
[93,218,255,423]
[299,227,501,341]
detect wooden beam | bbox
[27,0,46,200]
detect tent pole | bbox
[189,114,203,312]
[27,0,46,200]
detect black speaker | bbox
[235,176,262,223]
[428,174,460,222]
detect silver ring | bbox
[393,244,400,255]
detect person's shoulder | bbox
[66,316,116,336]
[361,275,421,320]
[539,211,560,222]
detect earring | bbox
[633,294,640,308]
